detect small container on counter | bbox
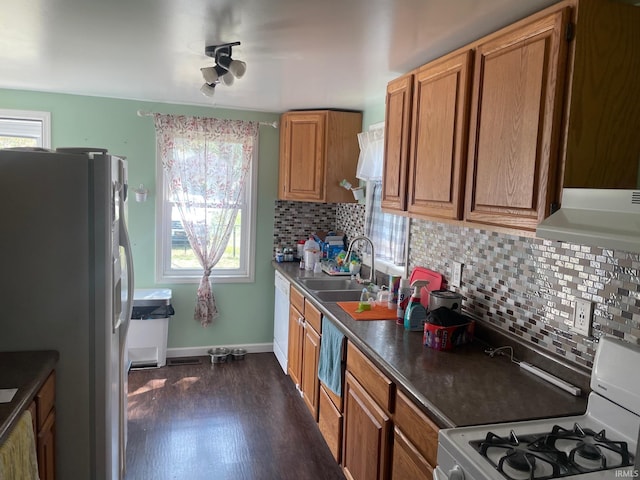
[283,247,294,262]
[423,308,474,350]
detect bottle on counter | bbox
[404,279,429,331]
[396,278,411,325]
[303,237,320,271]
[388,275,401,310]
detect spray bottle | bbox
[396,278,411,325]
[404,280,429,331]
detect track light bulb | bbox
[200,83,216,97]
[220,72,235,86]
[201,67,219,84]
[228,59,246,79]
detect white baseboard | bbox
[166,342,273,358]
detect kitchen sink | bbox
[297,278,361,291]
[313,290,363,302]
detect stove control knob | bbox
[448,465,465,480]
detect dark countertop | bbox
[274,261,588,428]
[0,350,58,444]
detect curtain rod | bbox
[136,109,278,129]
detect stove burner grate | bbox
[471,423,635,480]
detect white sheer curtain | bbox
[358,123,407,266]
[154,114,258,326]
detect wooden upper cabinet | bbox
[382,74,413,213]
[560,0,640,190]
[407,50,472,220]
[464,8,571,231]
[279,110,362,203]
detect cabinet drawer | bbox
[36,371,55,430]
[392,426,434,480]
[290,285,305,314]
[394,390,439,466]
[346,342,394,412]
[318,384,343,463]
[304,300,322,333]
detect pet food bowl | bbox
[231,348,247,360]
[208,347,230,364]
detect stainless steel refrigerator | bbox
[0,147,134,480]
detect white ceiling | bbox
[0,0,565,113]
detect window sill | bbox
[156,273,255,284]
[361,253,405,278]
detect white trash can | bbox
[127,288,174,368]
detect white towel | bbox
[0,409,40,480]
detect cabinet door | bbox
[342,371,391,480]
[279,111,326,201]
[382,74,413,213]
[391,427,433,480]
[301,322,321,420]
[319,384,343,463]
[287,304,304,389]
[37,410,56,480]
[465,8,570,230]
[407,50,472,220]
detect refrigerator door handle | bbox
[117,179,134,480]
[118,184,135,339]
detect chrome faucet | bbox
[346,235,376,284]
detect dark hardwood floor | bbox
[125,353,346,480]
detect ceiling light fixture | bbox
[200,41,246,97]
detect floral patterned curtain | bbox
[154,114,258,326]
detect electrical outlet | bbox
[571,299,593,337]
[451,261,463,288]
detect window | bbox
[365,181,407,269]
[357,122,407,275]
[0,109,51,148]
[155,115,258,284]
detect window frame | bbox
[362,121,407,277]
[154,134,258,284]
[0,109,51,148]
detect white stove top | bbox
[437,337,640,480]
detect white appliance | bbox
[436,336,640,480]
[273,270,290,373]
[0,147,134,480]
[127,288,173,368]
[536,189,640,254]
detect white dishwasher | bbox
[273,270,290,373]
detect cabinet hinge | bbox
[550,202,560,214]
[565,22,575,42]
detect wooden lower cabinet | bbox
[318,384,343,463]
[37,409,56,480]
[392,427,433,480]
[287,302,304,389]
[301,320,321,420]
[342,371,392,480]
[287,286,323,420]
[391,390,439,479]
[29,370,56,480]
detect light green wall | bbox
[0,89,280,349]
[362,98,386,129]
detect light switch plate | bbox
[571,298,593,337]
[451,261,463,288]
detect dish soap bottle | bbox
[404,279,429,331]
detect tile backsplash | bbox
[273,200,364,252]
[409,219,640,369]
[273,201,640,369]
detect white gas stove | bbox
[437,337,640,480]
